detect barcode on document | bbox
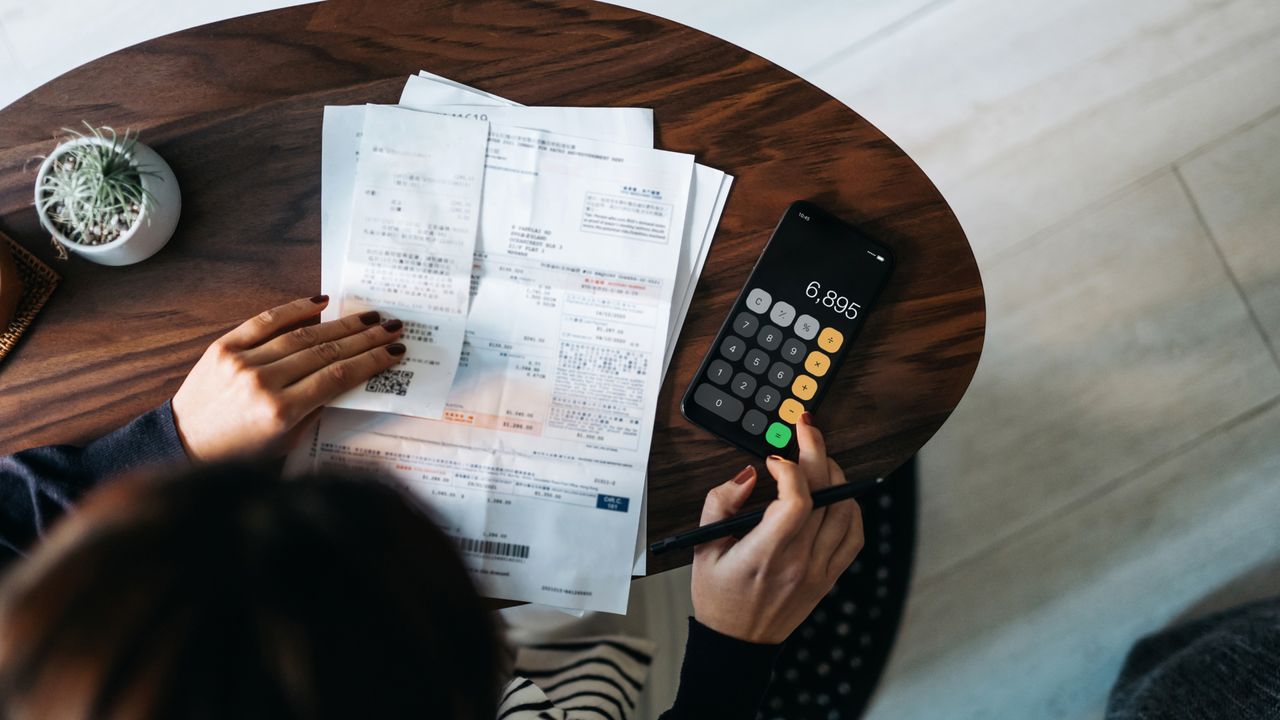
[454,536,531,560]
[365,369,413,396]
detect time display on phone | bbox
[804,281,861,320]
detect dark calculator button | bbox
[742,409,768,436]
[719,335,746,361]
[767,361,794,387]
[756,324,783,351]
[743,349,770,374]
[780,338,806,363]
[706,359,733,385]
[730,372,757,398]
[754,385,781,411]
[694,383,744,422]
[732,312,760,337]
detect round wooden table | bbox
[0,0,984,574]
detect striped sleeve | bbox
[496,635,655,720]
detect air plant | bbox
[36,123,159,255]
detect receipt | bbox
[328,106,489,418]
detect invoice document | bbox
[314,120,694,612]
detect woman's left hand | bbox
[171,295,404,462]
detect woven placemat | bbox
[0,233,59,364]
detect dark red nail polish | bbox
[358,311,380,325]
[732,465,754,484]
[381,319,403,332]
[767,454,784,462]
[801,412,816,429]
[310,294,329,304]
[387,343,406,356]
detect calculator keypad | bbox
[692,287,839,450]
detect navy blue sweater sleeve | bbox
[0,401,189,566]
[658,617,783,720]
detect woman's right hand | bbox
[171,295,405,462]
[689,413,864,644]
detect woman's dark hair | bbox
[0,463,503,720]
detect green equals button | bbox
[765,422,792,449]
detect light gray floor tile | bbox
[604,0,938,78]
[1179,110,1280,361]
[914,171,1280,581]
[803,0,1280,262]
[869,398,1280,719]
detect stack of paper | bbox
[286,71,732,613]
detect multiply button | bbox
[769,301,796,328]
[792,375,817,401]
[818,327,844,352]
[804,351,830,377]
[745,288,772,314]
[794,314,820,341]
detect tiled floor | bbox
[3,1,1278,718]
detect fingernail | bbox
[767,454,785,462]
[387,343,406,357]
[310,294,329,304]
[358,311,380,325]
[732,465,754,484]
[381,318,403,332]
[801,412,816,429]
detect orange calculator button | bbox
[778,398,805,424]
[804,351,830,377]
[818,327,844,352]
[791,375,817,401]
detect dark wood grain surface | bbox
[0,0,984,574]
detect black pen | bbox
[649,475,885,555]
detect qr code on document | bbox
[365,369,413,396]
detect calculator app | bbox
[681,201,893,458]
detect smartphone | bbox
[680,201,894,458]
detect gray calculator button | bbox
[694,383,744,422]
[742,410,768,436]
[754,385,781,411]
[719,335,746,361]
[756,324,783,351]
[769,301,796,328]
[780,338,806,363]
[745,288,772,314]
[732,312,760,337]
[706,359,733,384]
[767,361,794,387]
[794,314,820,340]
[730,372,757,398]
[743,349,770,374]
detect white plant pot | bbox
[34,135,181,266]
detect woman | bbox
[0,296,865,719]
